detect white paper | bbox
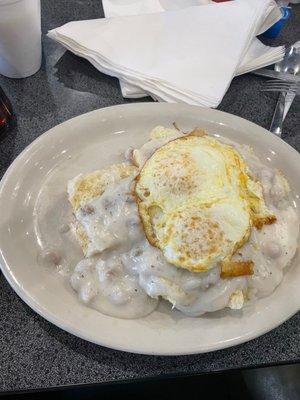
[48,0,284,106]
[101,0,283,99]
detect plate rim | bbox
[0,102,300,356]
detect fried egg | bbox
[135,134,275,272]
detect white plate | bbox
[0,103,299,356]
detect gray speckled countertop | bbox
[0,0,299,393]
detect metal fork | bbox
[261,80,300,94]
[260,80,300,137]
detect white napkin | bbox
[102,0,283,98]
[48,0,284,107]
[102,0,213,17]
[103,0,214,97]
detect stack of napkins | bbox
[48,0,284,107]
[101,0,284,98]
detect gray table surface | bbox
[0,0,299,393]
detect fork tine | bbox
[262,85,295,91]
[265,82,294,87]
[261,79,298,93]
[264,82,297,88]
[264,79,293,84]
[264,79,292,84]
[264,80,295,87]
[261,88,295,92]
[261,86,298,93]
